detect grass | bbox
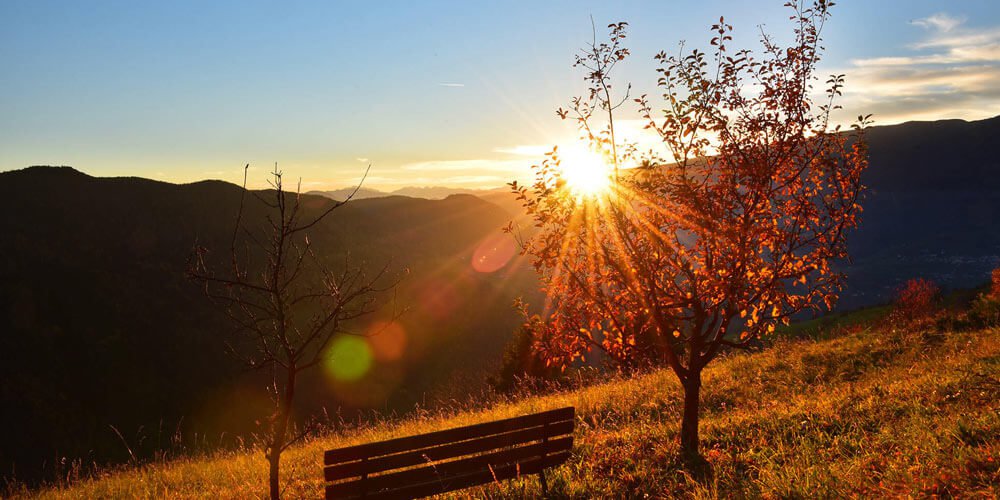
[17,312,1000,498]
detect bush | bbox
[491,323,560,394]
[966,267,1000,328]
[892,278,941,323]
[933,268,1000,332]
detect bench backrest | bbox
[323,407,574,499]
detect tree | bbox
[187,165,395,499]
[491,300,563,393]
[510,1,868,459]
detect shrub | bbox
[968,293,1000,329]
[893,278,941,322]
[491,314,562,394]
[932,269,1000,332]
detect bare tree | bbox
[187,164,396,499]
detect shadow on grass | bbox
[681,452,714,484]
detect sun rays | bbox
[557,144,614,198]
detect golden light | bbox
[559,145,613,197]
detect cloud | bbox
[399,158,530,173]
[356,157,369,163]
[436,175,507,184]
[493,144,551,156]
[911,13,963,33]
[438,82,465,87]
[835,13,1000,124]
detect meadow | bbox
[17,307,999,498]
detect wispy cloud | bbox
[493,145,551,156]
[399,158,529,173]
[911,13,964,33]
[438,82,465,87]
[436,174,506,184]
[837,13,1000,124]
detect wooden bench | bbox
[323,407,574,499]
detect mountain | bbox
[836,116,1000,308]
[308,186,507,202]
[306,186,388,201]
[390,186,496,199]
[2,115,1000,483]
[862,115,1000,192]
[0,166,537,482]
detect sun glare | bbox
[559,145,613,197]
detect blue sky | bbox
[3,1,999,189]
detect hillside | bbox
[838,116,1000,308]
[0,166,538,483]
[862,116,1000,193]
[313,117,1000,309]
[19,311,999,498]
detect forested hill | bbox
[837,115,1000,308]
[0,166,536,483]
[863,115,1000,192]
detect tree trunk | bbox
[680,371,701,460]
[267,367,296,500]
[267,446,281,500]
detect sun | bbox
[559,145,613,197]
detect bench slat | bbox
[325,437,572,498]
[324,419,573,481]
[327,450,572,500]
[324,407,574,464]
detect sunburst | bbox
[558,144,613,197]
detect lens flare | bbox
[367,321,407,362]
[471,233,516,273]
[325,336,372,381]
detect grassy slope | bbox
[24,318,1000,499]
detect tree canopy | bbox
[511,0,869,457]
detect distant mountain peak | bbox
[3,165,90,177]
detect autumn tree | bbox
[511,1,869,459]
[188,165,395,499]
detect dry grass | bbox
[19,318,1000,499]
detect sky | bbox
[3,1,1000,190]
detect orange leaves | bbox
[893,278,941,322]
[822,294,837,311]
[514,1,865,375]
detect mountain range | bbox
[307,185,504,202]
[0,167,536,482]
[1,115,999,482]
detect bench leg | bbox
[540,469,548,497]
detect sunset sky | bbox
[3,1,1000,190]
